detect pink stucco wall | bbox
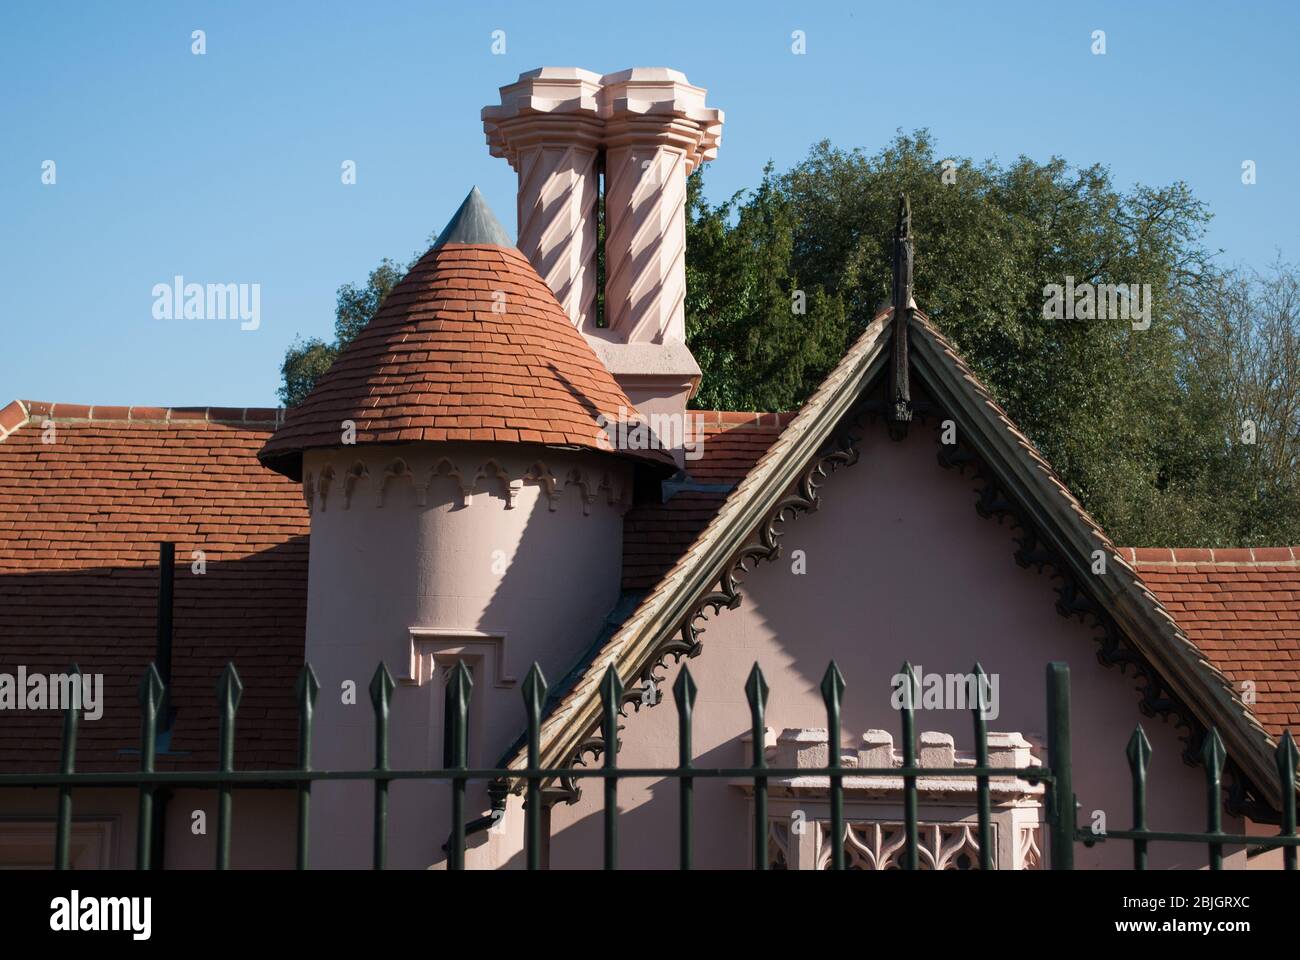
[543,422,1247,869]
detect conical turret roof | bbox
[260,188,674,479]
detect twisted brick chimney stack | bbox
[484,67,723,454]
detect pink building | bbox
[1,67,1297,870]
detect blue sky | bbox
[2,1,1296,408]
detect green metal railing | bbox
[3,659,1297,870]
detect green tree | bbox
[278,257,410,407]
[685,131,1298,546]
[685,164,849,411]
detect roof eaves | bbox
[907,312,1282,808]
[0,400,29,442]
[1121,546,1300,567]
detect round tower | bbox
[259,188,673,868]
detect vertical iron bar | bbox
[369,663,394,870]
[522,663,547,871]
[599,665,623,870]
[673,665,697,871]
[1046,661,1074,869]
[214,662,242,870]
[972,662,992,871]
[1278,732,1298,871]
[1126,725,1151,870]
[448,660,472,870]
[55,664,82,870]
[1201,727,1225,870]
[821,662,846,870]
[900,662,918,870]
[745,663,769,870]
[295,665,319,870]
[136,664,164,870]
[155,542,175,732]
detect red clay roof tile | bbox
[1128,550,1300,739]
[0,405,309,770]
[622,411,793,589]
[260,243,673,478]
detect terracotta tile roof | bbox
[0,402,309,770]
[622,491,729,591]
[259,243,674,479]
[1121,547,1300,739]
[687,411,794,483]
[622,411,793,589]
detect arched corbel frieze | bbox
[423,457,472,508]
[521,461,561,511]
[316,464,336,513]
[474,459,523,508]
[377,457,416,508]
[342,460,370,509]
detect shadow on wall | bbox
[367,455,630,868]
[0,536,308,773]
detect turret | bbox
[260,188,672,868]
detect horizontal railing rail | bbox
[3,658,1296,871]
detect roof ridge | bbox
[694,410,798,429]
[1121,546,1300,565]
[0,400,30,441]
[8,400,284,427]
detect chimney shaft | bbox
[485,68,723,465]
[597,68,722,346]
[484,67,604,331]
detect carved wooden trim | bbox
[934,417,1269,816]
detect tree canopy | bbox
[684,132,1298,547]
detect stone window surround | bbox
[399,628,517,769]
[736,727,1045,870]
